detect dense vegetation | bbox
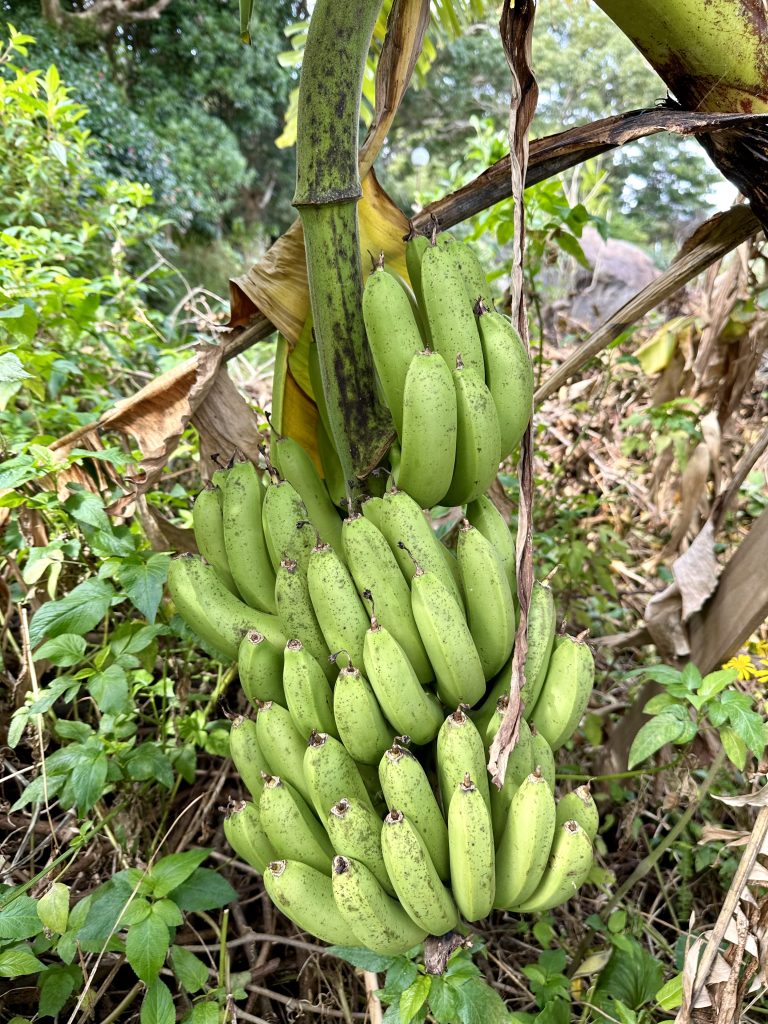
[0,4,766,1023]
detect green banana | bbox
[378,488,463,608]
[261,479,314,572]
[238,630,284,707]
[361,494,384,530]
[530,634,594,749]
[458,520,515,679]
[381,809,459,935]
[255,701,312,806]
[443,356,501,507]
[436,707,490,816]
[333,665,393,765]
[466,495,516,597]
[332,855,427,955]
[362,619,443,745]
[420,241,484,377]
[264,860,360,945]
[405,233,430,310]
[520,581,556,711]
[223,801,276,873]
[509,820,593,913]
[222,459,276,614]
[411,568,485,708]
[363,256,424,437]
[274,558,334,680]
[452,240,494,309]
[448,774,496,922]
[476,304,533,458]
[530,726,556,793]
[394,350,457,509]
[486,707,534,843]
[229,715,271,802]
[304,730,376,821]
[168,554,285,660]
[494,770,556,909]
[317,417,348,510]
[378,742,450,882]
[468,656,512,737]
[341,512,431,683]
[272,436,343,556]
[192,484,238,595]
[555,786,599,841]
[283,639,338,739]
[259,774,334,874]
[327,797,393,894]
[307,543,369,670]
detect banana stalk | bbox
[294,0,393,488]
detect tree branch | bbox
[40,0,173,36]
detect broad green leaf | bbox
[456,976,510,1024]
[0,352,32,383]
[188,1004,220,1024]
[117,554,170,622]
[120,898,152,927]
[38,963,80,1017]
[627,714,686,769]
[534,1000,570,1024]
[0,946,46,976]
[64,490,110,533]
[37,883,69,934]
[33,634,87,667]
[126,912,170,984]
[723,704,765,756]
[140,977,175,1024]
[428,976,461,1023]
[698,669,737,700]
[87,665,129,715]
[594,936,663,1009]
[151,899,184,928]
[69,748,108,813]
[170,944,209,993]
[720,726,747,770]
[122,744,174,789]
[328,946,399,972]
[149,850,209,899]
[29,578,114,646]
[400,975,431,1024]
[0,894,43,940]
[76,879,133,943]
[642,693,676,715]
[656,974,683,1011]
[680,664,702,691]
[167,869,236,912]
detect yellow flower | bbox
[754,639,768,659]
[723,654,758,681]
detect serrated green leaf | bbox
[0,946,46,976]
[120,898,152,927]
[86,664,129,715]
[152,899,183,928]
[456,976,510,1024]
[122,744,174,789]
[720,726,747,770]
[724,705,765,757]
[400,974,431,1024]
[168,869,236,912]
[170,944,209,993]
[33,634,87,667]
[38,963,80,1017]
[594,936,663,1009]
[328,945,399,972]
[428,976,460,1023]
[627,714,686,769]
[117,554,170,623]
[140,977,175,1024]
[29,578,114,646]
[0,894,44,940]
[69,748,108,813]
[37,883,69,934]
[149,850,209,899]
[126,912,170,983]
[188,1003,219,1024]
[75,880,132,943]
[656,974,683,1010]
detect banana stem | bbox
[294,0,393,487]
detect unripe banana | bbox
[304,731,376,822]
[259,774,334,874]
[466,495,516,597]
[362,619,443,745]
[530,726,556,793]
[307,543,369,671]
[378,488,463,608]
[509,820,593,913]
[362,258,424,437]
[448,774,495,921]
[222,460,276,614]
[436,708,490,816]
[274,559,334,680]
[223,800,276,873]
[168,555,285,660]
[192,485,238,595]
[262,480,314,572]
[327,797,393,895]
[379,743,450,882]
[229,715,271,802]
[458,520,515,679]
[211,463,230,494]
[272,436,343,556]
[468,655,513,736]
[282,639,338,739]
[317,417,348,510]
[255,701,312,805]
[405,233,430,310]
[264,860,360,945]
[443,356,501,507]
[411,567,485,708]
[555,786,599,841]
[452,240,494,309]
[394,350,457,509]
[381,809,459,935]
[361,494,384,530]
[420,242,484,377]
[530,634,594,749]
[332,856,427,955]
[333,665,393,765]
[476,304,533,458]
[238,631,284,707]
[341,513,431,683]
[520,581,556,711]
[494,770,556,909]
[486,706,534,843]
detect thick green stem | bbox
[294,0,393,485]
